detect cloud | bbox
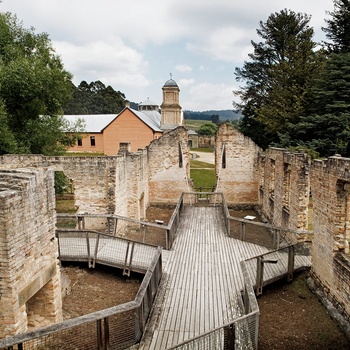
[175,64,193,73]
[184,82,234,111]
[2,0,334,111]
[179,78,195,87]
[53,39,149,88]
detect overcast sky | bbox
[1,0,334,111]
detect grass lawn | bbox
[184,119,210,131]
[190,159,215,169]
[190,147,213,153]
[56,198,77,213]
[190,168,216,190]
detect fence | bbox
[0,243,162,350]
[57,212,170,249]
[163,192,311,349]
[1,193,312,349]
[243,242,311,296]
[57,230,161,275]
[166,251,259,350]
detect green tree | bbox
[290,52,350,157]
[287,1,350,157]
[197,123,218,136]
[211,114,220,124]
[234,9,320,149]
[0,12,82,155]
[63,80,126,114]
[323,0,350,53]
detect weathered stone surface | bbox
[215,124,261,205]
[0,168,62,337]
[259,148,311,231]
[311,156,350,323]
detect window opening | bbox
[222,143,226,169]
[269,159,276,198]
[119,142,130,152]
[90,136,95,146]
[179,142,183,168]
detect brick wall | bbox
[215,124,261,205]
[0,168,62,337]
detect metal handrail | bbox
[0,247,162,349]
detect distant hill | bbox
[183,109,243,121]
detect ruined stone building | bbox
[0,123,349,343]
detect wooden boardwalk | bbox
[58,235,159,274]
[140,206,311,349]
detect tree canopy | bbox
[197,123,218,136]
[323,0,350,53]
[63,80,127,114]
[235,9,320,149]
[0,12,83,155]
[296,0,350,157]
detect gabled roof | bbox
[127,108,162,132]
[63,107,163,133]
[64,114,117,133]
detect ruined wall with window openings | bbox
[2,124,350,335]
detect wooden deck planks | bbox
[139,206,312,349]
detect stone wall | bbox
[311,156,350,320]
[0,155,122,216]
[148,127,190,204]
[124,149,149,220]
[0,128,190,220]
[215,124,261,205]
[259,148,311,230]
[0,168,62,337]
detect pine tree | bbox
[235,9,319,149]
[323,0,350,53]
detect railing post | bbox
[97,319,103,350]
[243,286,250,314]
[240,222,246,241]
[287,245,295,282]
[141,224,146,243]
[86,232,92,268]
[256,257,264,296]
[224,323,235,349]
[166,229,170,250]
[78,215,85,230]
[272,229,280,250]
[104,317,110,350]
[91,233,100,268]
[113,217,118,236]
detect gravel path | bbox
[192,151,215,164]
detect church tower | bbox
[160,75,183,131]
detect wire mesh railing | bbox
[227,212,313,250]
[0,245,162,350]
[166,252,259,350]
[57,213,170,249]
[243,242,312,296]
